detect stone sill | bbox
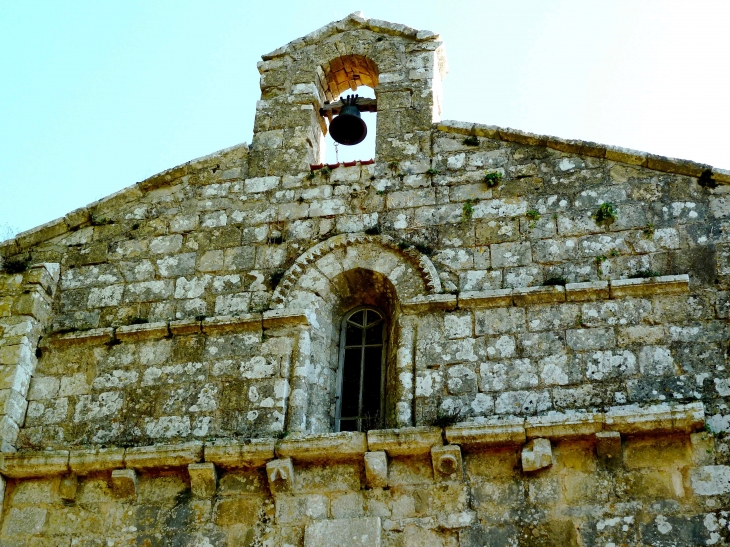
[0,402,705,478]
[42,309,313,347]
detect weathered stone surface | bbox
[595,431,622,459]
[188,462,217,498]
[205,438,276,467]
[1,13,729,547]
[367,427,442,456]
[445,418,526,448]
[124,441,203,469]
[304,517,381,547]
[266,457,294,493]
[364,451,388,488]
[277,431,367,461]
[431,444,462,480]
[69,447,125,475]
[521,438,553,472]
[111,468,137,498]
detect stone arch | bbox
[274,233,436,434]
[320,54,379,102]
[270,233,441,309]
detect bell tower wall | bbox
[249,12,447,177]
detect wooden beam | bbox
[320,97,377,117]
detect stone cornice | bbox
[437,120,730,184]
[40,310,313,347]
[0,402,705,478]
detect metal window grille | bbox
[335,307,386,432]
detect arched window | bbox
[336,306,387,432]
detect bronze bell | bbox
[329,94,367,146]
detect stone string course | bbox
[3,10,730,547]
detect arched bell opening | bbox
[319,55,379,164]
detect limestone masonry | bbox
[2,11,730,546]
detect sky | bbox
[1,0,729,239]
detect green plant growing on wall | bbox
[1,254,31,274]
[307,171,316,180]
[595,255,608,275]
[594,202,617,226]
[484,172,503,188]
[462,199,477,223]
[90,215,113,226]
[430,407,464,428]
[462,135,479,146]
[609,249,619,257]
[643,224,655,239]
[426,168,438,176]
[320,166,332,179]
[526,209,540,228]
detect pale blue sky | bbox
[1,0,729,237]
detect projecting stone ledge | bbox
[367,426,443,456]
[0,403,706,479]
[204,438,276,468]
[124,442,203,470]
[276,431,367,461]
[609,274,689,298]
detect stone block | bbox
[512,285,565,306]
[304,517,381,547]
[367,426,443,456]
[364,451,388,488]
[204,439,276,467]
[521,438,553,472]
[690,465,730,496]
[277,431,367,462]
[115,321,169,342]
[525,412,604,439]
[262,308,313,329]
[124,441,203,470]
[401,294,457,314]
[169,317,202,335]
[445,417,526,448]
[609,274,689,299]
[266,457,294,493]
[566,281,609,302]
[189,462,217,498]
[604,402,704,435]
[1,450,69,478]
[690,431,715,466]
[12,291,52,323]
[69,447,126,475]
[595,431,622,459]
[431,445,462,480]
[458,288,513,309]
[111,468,138,499]
[59,473,79,501]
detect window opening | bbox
[336,306,386,432]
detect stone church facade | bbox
[1,12,730,546]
